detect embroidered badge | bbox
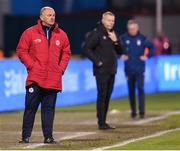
[126,40,130,44]
[103,36,107,40]
[137,39,141,46]
[29,87,34,93]
[56,40,60,46]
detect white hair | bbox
[40,6,54,16]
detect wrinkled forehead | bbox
[41,8,55,15]
[104,14,115,20]
[128,23,139,29]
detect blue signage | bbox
[157,55,180,91]
[0,55,180,112]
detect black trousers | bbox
[22,84,57,139]
[126,73,145,116]
[95,74,115,126]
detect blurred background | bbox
[0,0,180,112]
[0,0,180,58]
[1,1,180,149]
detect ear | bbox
[101,18,104,24]
[40,15,43,21]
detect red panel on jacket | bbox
[17,20,71,90]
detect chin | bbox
[106,27,112,30]
[49,23,55,26]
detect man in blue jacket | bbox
[121,20,154,119]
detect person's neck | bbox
[106,29,111,32]
[128,32,139,37]
[42,22,52,28]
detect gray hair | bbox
[102,11,115,19]
[127,19,139,26]
[40,6,54,16]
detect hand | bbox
[121,55,129,61]
[108,31,118,42]
[140,55,147,61]
[97,61,103,67]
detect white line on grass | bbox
[24,132,95,149]
[69,111,180,126]
[2,111,180,126]
[93,127,180,150]
[4,111,180,149]
[123,110,180,125]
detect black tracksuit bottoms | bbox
[22,84,57,139]
[95,74,115,126]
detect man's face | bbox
[40,8,55,27]
[102,15,115,31]
[128,23,139,36]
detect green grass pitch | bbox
[0,92,180,150]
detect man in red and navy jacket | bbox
[121,20,154,119]
[17,6,71,144]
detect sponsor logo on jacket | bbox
[33,39,41,43]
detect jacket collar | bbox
[37,19,59,34]
[97,22,108,36]
[97,22,114,36]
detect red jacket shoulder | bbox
[21,25,37,38]
[58,28,68,37]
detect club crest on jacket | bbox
[29,87,34,93]
[137,39,141,46]
[103,36,107,40]
[56,40,60,46]
[126,40,130,44]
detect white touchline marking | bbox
[2,111,180,126]
[123,110,180,125]
[24,132,95,149]
[93,127,180,150]
[70,111,180,126]
[3,111,180,149]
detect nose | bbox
[51,17,55,20]
[51,15,55,18]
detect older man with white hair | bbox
[17,6,71,144]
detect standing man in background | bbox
[17,6,71,144]
[121,20,154,119]
[84,11,122,130]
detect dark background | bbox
[3,14,130,56]
[1,0,180,56]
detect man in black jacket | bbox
[84,11,122,130]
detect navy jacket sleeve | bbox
[83,31,101,66]
[145,38,154,58]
